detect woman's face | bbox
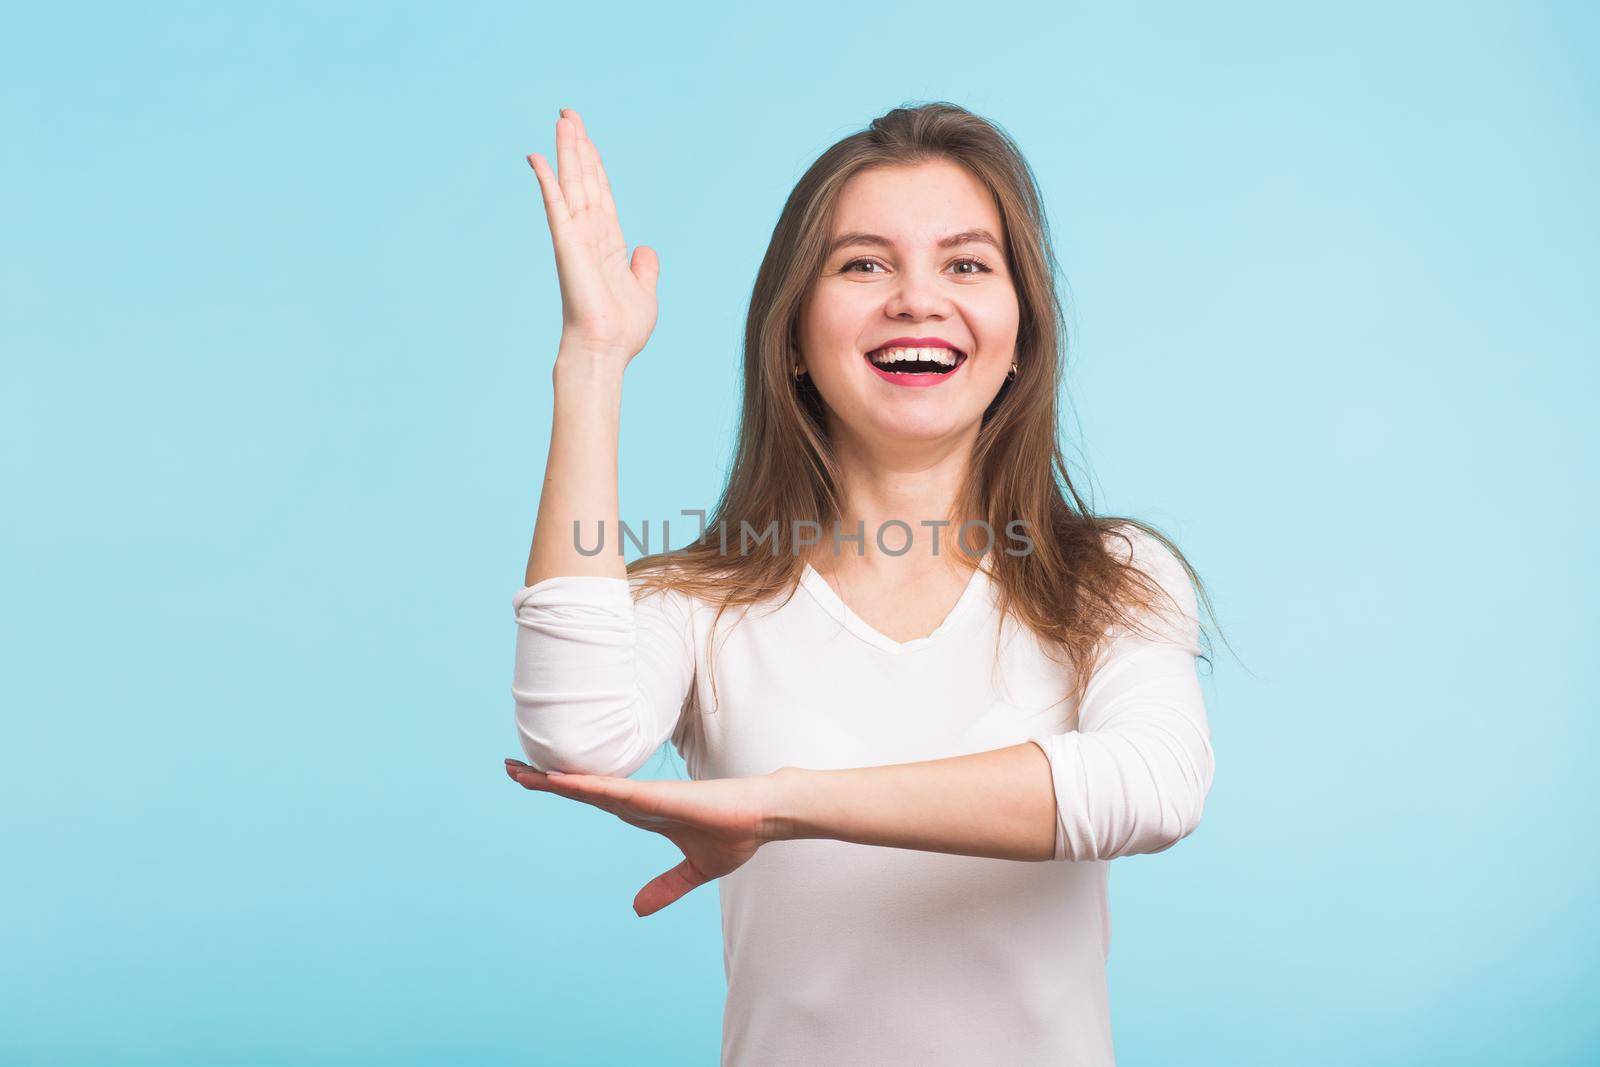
[797,159,1020,453]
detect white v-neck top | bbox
[796,552,992,655]
[510,524,1214,1065]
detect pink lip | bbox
[862,337,968,388]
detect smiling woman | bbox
[509,101,1222,1065]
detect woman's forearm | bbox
[768,742,1059,862]
[523,346,628,587]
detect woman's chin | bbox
[865,409,973,443]
[820,388,985,444]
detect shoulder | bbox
[624,558,735,623]
[626,565,698,606]
[1099,522,1201,653]
[1101,522,1185,582]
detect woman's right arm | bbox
[511,109,691,777]
[523,108,660,588]
[527,351,626,586]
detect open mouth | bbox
[863,345,967,386]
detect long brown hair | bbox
[627,100,1224,710]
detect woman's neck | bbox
[815,433,981,574]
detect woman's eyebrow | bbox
[827,228,1001,254]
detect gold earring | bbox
[793,364,807,380]
[1007,360,1018,379]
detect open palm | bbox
[505,759,777,917]
[527,108,659,365]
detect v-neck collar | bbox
[798,552,993,655]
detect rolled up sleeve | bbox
[1028,528,1215,861]
[511,574,696,778]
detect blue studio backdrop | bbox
[4,3,1597,1064]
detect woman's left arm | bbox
[766,741,1061,861]
[774,527,1213,863]
[505,527,1212,911]
[771,655,1210,863]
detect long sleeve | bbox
[1028,528,1215,861]
[511,574,697,778]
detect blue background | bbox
[5,2,1596,1064]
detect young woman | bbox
[506,102,1219,1065]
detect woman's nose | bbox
[885,267,951,318]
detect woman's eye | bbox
[840,257,994,275]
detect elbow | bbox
[1081,778,1208,861]
[1115,745,1213,858]
[508,582,660,778]
[1138,781,1209,856]
[514,714,646,778]
[511,690,652,778]
[1041,728,1214,862]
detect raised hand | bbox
[526,108,660,368]
[505,758,782,917]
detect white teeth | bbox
[868,346,962,366]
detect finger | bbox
[537,775,650,821]
[505,759,579,789]
[524,152,571,237]
[566,110,605,229]
[547,776,673,833]
[509,768,633,821]
[548,772,641,806]
[584,133,626,259]
[578,137,625,261]
[587,136,618,221]
[631,245,660,296]
[506,763,557,791]
[634,858,709,918]
[554,112,588,213]
[565,111,625,267]
[526,148,611,314]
